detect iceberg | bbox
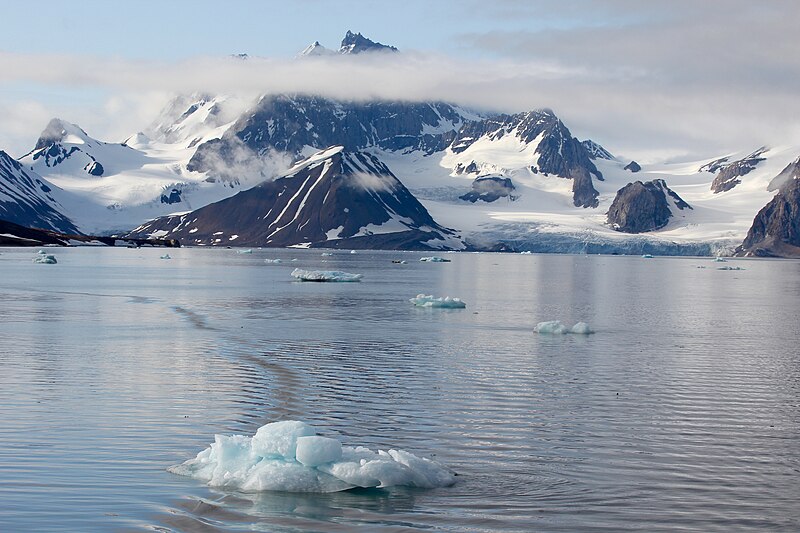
[717,266,745,271]
[321,252,333,257]
[534,320,594,335]
[33,254,58,264]
[419,256,451,263]
[264,258,283,264]
[168,421,456,493]
[291,268,362,282]
[410,294,466,309]
[160,254,171,260]
[237,249,253,254]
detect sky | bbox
[0,0,798,161]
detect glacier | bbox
[168,421,456,493]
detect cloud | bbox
[1,1,798,163]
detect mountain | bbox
[582,140,614,160]
[297,41,337,57]
[606,179,691,233]
[128,146,461,250]
[701,147,768,194]
[0,149,79,233]
[443,109,602,207]
[339,31,398,54]
[736,156,800,257]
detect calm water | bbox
[0,247,798,532]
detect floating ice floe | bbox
[713,257,727,262]
[264,258,282,264]
[717,266,745,271]
[420,256,451,263]
[291,268,362,282]
[642,254,653,258]
[160,254,171,260]
[168,420,456,493]
[33,254,57,264]
[237,249,253,254]
[350,250,357,254]
[321,252,333,257]
[534,320,594,335]
[410,294,466,309]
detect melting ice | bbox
[534,321,593,334]
[291,268,362,282]
[410,294,466,309]
[169,421,456,493]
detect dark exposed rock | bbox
[132,147,459,250]
[624,161,641,173]
[607,179,691,233]
[0,150,79,233]
[160,188,182,204]
[581,139,614,160]
[736,157,800,257]
[339,31,398,54]
[0,218,178,247]
[707,147,767,193]
[460,176,515,203]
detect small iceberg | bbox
[410,294,466,309]
[419,256,451,263]
[291,268,362,282]
[717,266,745,271]
[713,257,727,262]
[160,254,171,260]
[264,258,282,264]
[534,320,593,335]
[642,254,653,259]
[350,250,357,254]
[33,254,57,264]
[237,249,253,254]
[321,252,333,257]
[392,260,407,264]
[168,421,456,493]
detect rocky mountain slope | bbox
[128,147,460,250]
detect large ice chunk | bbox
[410,294,466,309]
[291,268,362,282]
[33,254,58,264]
[534,320,594,334]
[264,258,282,264]
[169,421,456,493]
[419,256,451,262]
[296,436,343,467]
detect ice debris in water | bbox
[160,254,171,260]
[717,265,745,271]
[291,268,362,282]
[321,252,333,257]
[33,254,58,264]
[419,256,451,263]
[714,257,727,262]
[237,249,253,254]
[264,258,282,264]
[168,421,456,493]
[534,320,593,335]
[642,254,653,258]
[410,294,466,309]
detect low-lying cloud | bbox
[1,1,798,162]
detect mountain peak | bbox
[34,118,91,150]
[298,40,336,57]
[339,31,398,54]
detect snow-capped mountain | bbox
[339,31,398,54]
[606,179,691,233]
[297,41,337,58]
[0,149,79,233]
[129,146,460,249]
[5,31,799,256]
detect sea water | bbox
[1,247,799,532]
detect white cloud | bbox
[1,0,798,164]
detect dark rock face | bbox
[460,176,515,203]
[448,109,602,207]
[706,147,767,193]
[25,118,108,177]
[607,179,691,233]
[624,161,641,173]
[737,157,800,257]
[581,139,614,160]
[0,150,79,233]
[133,147,459,250]
[188,95,469,174]
[160,188,182,204]
[339,31,398,54]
